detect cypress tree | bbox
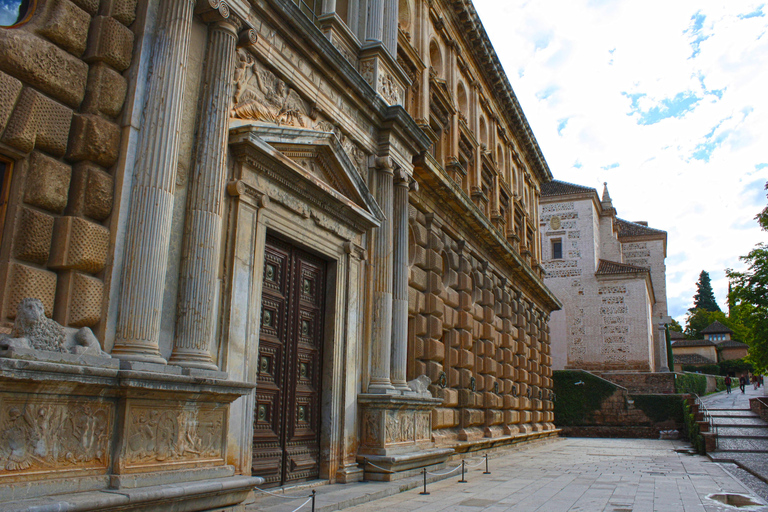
[693,270,721,312]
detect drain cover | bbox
[707,493,764,508]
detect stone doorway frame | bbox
[221,124,381,483]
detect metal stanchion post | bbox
[458,459,467,483]
[483,453,490,475]
[419,467,430,495]
[311,489,316,512]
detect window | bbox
[0,0,34,27]
[551,239,562,260]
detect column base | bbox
[111,342,168,365]
[168,348,220,371]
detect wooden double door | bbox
[253,235,327,486]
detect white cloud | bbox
[473,0,768,323]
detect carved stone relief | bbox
[231,49,310,127]
[384,410,414,444]
[0,397,112,475]
[362,409,380,447]
[122,404,226,468]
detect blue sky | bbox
[473,0,768,325]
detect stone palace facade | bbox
[539,181,670,373]
[0,0,560,509]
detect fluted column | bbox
[382,0,398,55]
[365,0,384,42]
[369,158,395,393]
[112,0,195,363]
[169,20,238,370]
[390,171,412,391]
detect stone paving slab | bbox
[250,438,768,512]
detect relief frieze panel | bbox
[0,396,113,476]
[121,403,227,470]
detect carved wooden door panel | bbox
[253,235,326,486]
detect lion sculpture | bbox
[0,298,107,357]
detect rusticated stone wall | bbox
[407,206,555,446]
[0,0,135,336]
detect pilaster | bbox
[170,16,239,370]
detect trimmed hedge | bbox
[683,401,705,454]
[553,370,617,426]
[675,373,707,395]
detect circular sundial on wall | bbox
[550,216,561,230]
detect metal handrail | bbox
[694,393,717,450]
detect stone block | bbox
[439,387,458,407]
[13,206,55,263]
[2,89,74,156]
[66,114,121,167]
[426,315,442,338]
[49,216,109,273]
[457,310,472,330]
[34,0,91,57]
[5,262,57,318]
[0,70,22,133]
[425,249,441,272]
[443,329,459,348]
[0,30,88,108]
[456,349,473,369]
[441,306,456,329]
[410,222,427,246]
[456,272,471,292]
[459,329,472,349]
[461,408,483,427]
[82,62,128,117]
[428,232,442,251]
[67,162,114,220]
[504,410,520,424]
[443,286,459,308]
[70,0,98,14]
[424,293,443,317]
[102,0,137,26]
[501,363,514,379]
[411,244,426,269]
[24,151,72,213]
[503,395,518,410]
[408,266,427,291]
[84,16,134,71]
[412,314,427,336]
[54,270,103,327]
[424,339,444,362]
[425,361,443,382]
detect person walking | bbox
[724,375,732,394]
[739,375,747,393]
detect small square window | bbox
[552,239,563,259]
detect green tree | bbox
[692,270,721,312]
[684,308,726,339]
[726,181,768,374]
[668,318,683,332]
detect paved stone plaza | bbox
[249,436,768,511]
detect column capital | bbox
[374,156,394,173]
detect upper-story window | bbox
[457,82,468,122]
[1,0,34,27]
[429,40,443,78]
[551,239,562,260]
[294,0,322,24]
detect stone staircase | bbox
[707,406,768,483]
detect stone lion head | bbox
[15,298,45,335]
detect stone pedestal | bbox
[357,394,453,481]
[359,42,410,107]
[0,353,259,510]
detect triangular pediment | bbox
[229,123,383,230]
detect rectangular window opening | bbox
[551,239,563,260]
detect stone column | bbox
[658,322,669,372]
[365,0,384,42]
[390,170,412,391]
[382,0,398,55]
[112,0,195,364]
[369,158,395,393]
[169,19,238,370]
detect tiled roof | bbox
[595,259,649,275]
[670,330,686,340]
[540,180,595,197]
[673,353,717,365]
[701,321,734,335]
[718,340,749,349]
[672,339,716,347]
[616,218,666,238]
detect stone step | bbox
[716,426,768,439]
[714,437,768,452]
[712,418,768,427]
